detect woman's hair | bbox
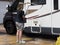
[17,2,23,10]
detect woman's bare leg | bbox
[16,30,19,42]
[19,30,23,41]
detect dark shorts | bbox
[16,22,24,30]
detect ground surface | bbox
[0,25,56,45]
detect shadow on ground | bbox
[0,32,6,34]
[23,33,59,41]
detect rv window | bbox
[54,0,58,10]
[31,0,46,5]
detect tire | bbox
[5,21,16,35]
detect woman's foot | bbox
[16,40,19,43]
[19,40,26,44]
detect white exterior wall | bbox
[25,0,52,27]
[52,12,60,28]
[59,0,60,9]
[24,0,60,28]
[52,0,60,28]
[0,1,8,23]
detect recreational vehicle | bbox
[3,0,60,35]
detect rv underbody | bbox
[24,27,60,35]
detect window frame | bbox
[31,0,46,5]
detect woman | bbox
[15,2,26,43]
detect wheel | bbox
[5,21,16,35]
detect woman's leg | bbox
[19,30,25,43]
[16,30,19,42]
[19,30,23,41]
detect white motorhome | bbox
[23,0,60,35]
[3,0,60,35]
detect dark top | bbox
[15,10,26,23]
